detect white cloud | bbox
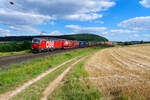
[0,0,115,35]
[142,34,150,40]
[139,0,150,8]
[65,25,106,32]
[49,21,56,26]
[10,26,41,34]
[0,8,51,26]
[0,8,50,34]
[94,21,104,24]
[0,28,10,37]
[118,16,150,30]
[49,31,77,36]
[110,29,136,33]
[0,0,115,21]
[143,34,150,37]
[128,34,141,41]
[102,29,136,34]
[63,13,103,21]
[0,28,18,37]
[133,34,139,37]
[50,30,63,36]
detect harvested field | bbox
[85,45,150,100]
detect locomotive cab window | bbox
[32,39,41,44]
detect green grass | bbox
[119,93,145,100]
[49,55,101,100]
[0,49,31,56]
[119,94,129,100]
[0,47,107,94]
[0,41,30,52]
[12,57,81,100]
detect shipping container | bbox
[62,40,73,49]
[79,41,89,47]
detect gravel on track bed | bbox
[0,49,79,67]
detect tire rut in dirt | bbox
[118,48,150,63]
[122,46,150,57]
[110,49,150,78]
[85,49,124,77]
[114,48,150,69]
[111,49,150,73]
[0,56,80,100]
[40,56,87,100]
[85,47,150,99]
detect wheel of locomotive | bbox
[38,48,42,53]
[32,50,36,53]
[50,48,54,52]
[48,48,51,52]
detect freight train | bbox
[31,38,118,53]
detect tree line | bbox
[0,41,31,52]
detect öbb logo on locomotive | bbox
[46,41,54,48]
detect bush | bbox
[0,41,31,52]
[124,42,133,45]
[21,41,31,50]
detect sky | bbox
[0,0,150,41]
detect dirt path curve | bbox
[40,56,87,100]
[0,56,79,100]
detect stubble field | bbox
[85,44,150,100]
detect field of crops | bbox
[85,44,150,100]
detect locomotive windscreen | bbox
[32,38,41,44]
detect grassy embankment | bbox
[0,41,31,56]
[0,46,110,95]
[48,54,101,100]
[12,47,102,100]
[0,50,31,56]
[12,56,82,100]
[49,55,100,100]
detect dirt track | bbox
[41,56,86,100]
[85,45,150,100]
[0,56,80,100]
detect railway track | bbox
[0,48,79,67]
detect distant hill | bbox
[0,33,108,42]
